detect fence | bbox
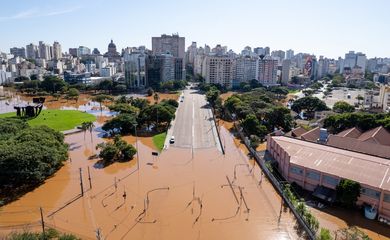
[226,110,316,240]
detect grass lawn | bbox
[152,132,167,151]
[288,89,300,94]
[0,110,96,132]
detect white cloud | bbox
[0,6,81,22]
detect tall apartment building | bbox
[281,59,291,85]
[152,34,185,79]
[38,41,51,60]
[258,56,278,86]
[26,44,38,59]
[343,51,367,73]
[124,48,147,88]
[286,49,294,60]
[146,54,175,88]
[234,56,258,84]
[10,47,26,58]
[202,55,234,88]
[52,41,62,60]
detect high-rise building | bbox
[152,34,185,59]
[124,48,147,88]
[202,55,234,88]
[52,41,62,60]
[77,46,91,56]
[286,49,294,60]
[271,50,285,61]
[257,56,278,86]
[356,53,367,73]
[10,47,26,58]
[146,54,175,88]
[264,47,270,56]
[69,48,78,57]
[187,41,197,65]
[152,34,185,79]
[281,59,291,85]
[254,47,265,56]
[38,41,51,60]
[26,43,38,59]
[234,56,258,84]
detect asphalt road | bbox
[165,87,221,151]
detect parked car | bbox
[170,136,175,144]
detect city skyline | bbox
[1,0,390,59]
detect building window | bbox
[290,166,303,176]
[361,187,381,200]
[322,175,339,186]
[306,171,320,181]
[384,193,390,203]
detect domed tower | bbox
[108,39,117,54]
[104,39,121,62]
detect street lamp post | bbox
[133,123,140,170]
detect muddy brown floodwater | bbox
[0,122,301,239]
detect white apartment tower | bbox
[202,55,234,88]
[52,41,62,60]
[235,56,258,83]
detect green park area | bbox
[153,132,167,151]
[0,109,96,131]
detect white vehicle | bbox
[169,136,175,144]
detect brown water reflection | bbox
[0,124,301,239]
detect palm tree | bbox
[81,122,89,140]
[81,121,95,142]
[153,92,160,104]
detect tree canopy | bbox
[291,96,329,116]
[336,179,361,208]
[333,101,355,113]
[0,119,68,203]
[96,136,137,166]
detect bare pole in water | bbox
[88,166,92,189]
[79,168,84,196]
[40,207,45,237]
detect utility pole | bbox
[88,166,92,189]
[40,207,45,237]
[79,168,84,196]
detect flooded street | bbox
[0,126,299,239]
[0,88,300,239]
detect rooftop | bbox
[272,136,390,191]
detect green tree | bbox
[102,113,137,135]
[291,96,329,116]
[317,228,333,240]
[108,103,139,115]
[66,88,80,102]
[97,136,136,165]
[92,94,113,112]
[40,76,67,93]
[333,101,355,113]
[265,106,293,132]
[98,79,113,93]
[206,87,221,107]
[147,87,154,96]
[356,94,364,106]
[336,179,361,208]
[153,92,160,104]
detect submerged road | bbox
[165,87,221,151]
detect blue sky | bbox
[1,0,389,58]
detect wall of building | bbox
[267,136,390,219]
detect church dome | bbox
[108,39,116,49]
